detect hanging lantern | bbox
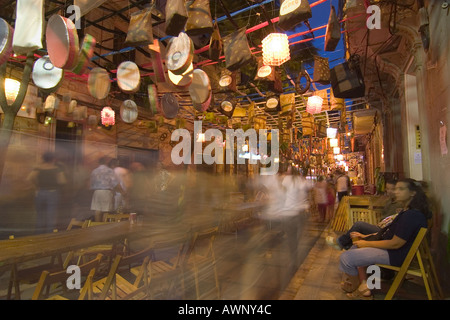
[329,138,338,147]
[101,106,115,126]
[196,132,205,143]
[333,147,340,154]
[306,95,323,114]
[4,78,20,103]
[327,127,338,139]
[262,33,290,66]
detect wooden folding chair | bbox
[32,253,103,300]
[103,213,131,222]
[70,221,117,266]
[130,233,191,299]
[6,220,89,299]
[66,218,90,230]
[376,227,444,300]
[92,246,152,300]
[185,226,220,300]
[7,250,70,300]
[348,208,380,226]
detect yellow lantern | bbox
[329,138,338,147]
[4,78,20,103]
[262,33,290,66]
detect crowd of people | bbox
[25,152,434,300]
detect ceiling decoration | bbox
[0,0,387,137]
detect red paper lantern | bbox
[101,106,115,126]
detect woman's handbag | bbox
[208,21,223,61]
[223,28,254,72]
[165,0,188,36]
[324,5,341,52]
[124,8,154,46]
[313,55,330,85]
[278,0,312,31]
[185,0,214,36]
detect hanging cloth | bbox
[12,0,44,54]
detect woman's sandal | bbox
[346,288,374,300]
[340,280,358,293]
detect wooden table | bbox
[0,222,137,268]
[0,222,147,299]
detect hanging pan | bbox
[168,63,194,89]
[32,55,64,94]
[87,67,111,100]
[117,61,141,93]
[71,34,96,75]
[188,69,211,112]
[46,15,80,70]
[160,93,179,119]
[0,18,13,66]
[120,99,139,123]
[166,32,194,75]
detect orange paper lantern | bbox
[262,33,290,66]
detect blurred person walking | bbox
[335,169,351,202]
[313,176,328,223]
[90,156,123,221]
[27,151,67,233]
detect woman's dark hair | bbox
[398,178,432,219]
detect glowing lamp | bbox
[327,127,338,139]
[329,138,338,147]
[196,133,205,143]
[262,33,290,66]
[101,106,115,126]
[306,95,323,114]
[5,78,20,103]
[333,147,340,154]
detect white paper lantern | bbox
[327,127,338,139]
[306,95,323,114]
[333,147,340,154]
[120,100,138,123]
[329,138,338,147]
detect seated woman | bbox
[326,179,403,250]
[338,178,431,300]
